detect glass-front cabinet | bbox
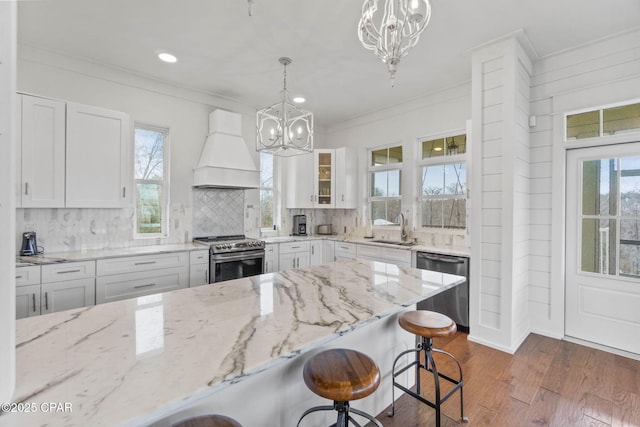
[316,150,334,206]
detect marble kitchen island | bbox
[2,259,465,427]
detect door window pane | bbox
[567,110,599,140]
[581,218,616,275]
[582,159,616,216]
[620,219,640,278]
[620,157,640,215]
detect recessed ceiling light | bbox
[434,147,443,151]
[292,96,305,103]
[158,52,177,63]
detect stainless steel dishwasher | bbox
[416,251,470,333]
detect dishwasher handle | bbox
[417,252,466,264]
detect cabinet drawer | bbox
[335,242,356,257]
[381,247,412,265]
[356,244,381,259]
[97,252,188,276]
[15,266,41,287]
[42,261,95,283]
[265,243,279,257]
[279,241,310,254]
[96,266,188,304]
[190,250,209,265]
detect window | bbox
[260,151,275,229]
[134,125,169,237]
[369,145,402,225]
[419,133,467,229]
[566,101,640,140]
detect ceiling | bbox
[16,0,640,127]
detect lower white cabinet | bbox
[16,262,95,319]
[334,242,357,261]
[279,241,310,271]
[322,240,335,263]
[96,252,188,304]
[189,250,209,287]
[265,243,279,273]
[309,240,323,266]
[355,243,411,267]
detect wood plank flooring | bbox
[372,333,640,426]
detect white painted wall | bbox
[0,1,17,402]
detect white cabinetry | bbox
[285,147,357,209]
[189,250,209,287]
[96,252,188,304]
[265,243,279,273]
[16,262,95,319]
[309,240,323,266]
[279,241,310,271]
[19,95,66,208]
[66,102,131,208]
[334,242,357,261]
[356,243,411,267]
[322,240,335,263]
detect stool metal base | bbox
[389,336,468,426]
[297,400,383,427]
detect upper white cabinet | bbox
[66,102,131,208]
[286,147,357,209]
[19,94,66,208]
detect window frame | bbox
[133,123,170,239]
[368,144,403,226]
[564,98,640,141]
[418,130,468,230]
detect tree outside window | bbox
[134,125,169,237]
[260,152,275,229]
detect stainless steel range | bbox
[194,235,265,283]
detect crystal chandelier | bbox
[358,0,432,86]
[256,57,313,157]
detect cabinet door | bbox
[285,153,314,209]
[309,240,323,266]
[96,267,188,304]
[265,255,279,273]
[335,147,357,209]
[16,285,41,319]
[20,95,66,208]
[296,252,310,269]
[279,253,297,272]
[66,102,131,208]
[315,149,335,208]
[322,240,335,263]
[41,278,95,315]
[189,264,209,287]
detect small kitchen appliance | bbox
[20,232,42,256]
[316,224,332,235]
[292,215,307,236]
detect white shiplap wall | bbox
[528,27,640,337]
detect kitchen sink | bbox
[371,239,415,247]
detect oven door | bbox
[210,250,265,283]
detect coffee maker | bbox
[292,215,307,236]
[20,232,42,256]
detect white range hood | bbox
[193,109,259,189]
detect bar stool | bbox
[172,414,242,427]
[297,348,383,427]
[389,310,468,426]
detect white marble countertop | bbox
[16,243,205,266]
[2,259,465,427]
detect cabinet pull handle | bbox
[122,187,126,198]
[16,275,23,279]
[134,261,156,266]
[311,246,314,255]
[291,245,301,249]
[32,294,36,312]
[204,270,208,282]
[25,182,29,195]
[134,283,156,289]
[265,261,269,272]
[310,195,313,202]
[57,269,81,274]
[45,292,48,311]
[342,195,345,202]
[292,258,295,268]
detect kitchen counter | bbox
[16,243,204,266]
[2,259,465,427]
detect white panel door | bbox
[66,102,131,208]
[20,95,66,207]
[285,153,314,209]
[566,143,640,354]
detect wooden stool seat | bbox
[303,348,381,402]
[398,310,457,338]
[172,414,242,427]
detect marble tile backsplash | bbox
[16,204,192,254]
[192,188,244,237]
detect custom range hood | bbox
[193,109,259,189]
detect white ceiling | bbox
[17,0,640,127]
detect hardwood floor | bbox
[372,333,640,426]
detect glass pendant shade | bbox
[358,0,432,85]
[257,57,314,157]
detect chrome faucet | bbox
[397,213,407,241]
